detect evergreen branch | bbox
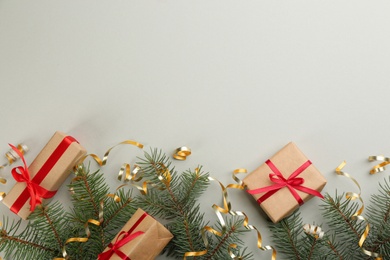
[207,227,235,260]
[205,217,252,260]
[1,231,54,252]
[179,167,210,210]
[69,166,112,258]
[321,193,367,259]
[102,188,136,236]
[270,210,303,260]
[136,149,211,258]
[364,177,390,257]
[325,196,360,238]
[307,238,317,260]
[42,207,63,249]
[326,238,344,260]
[0,218,55,259]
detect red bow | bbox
[9,144,56,212]
[247,160,323,205]
[98,212,147,260]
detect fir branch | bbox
[69,166,109,250]
[321,193,367,259]
[205,217,252,260]
[136,149,211,258]
[325,235,344,260]
[269,210,303,260]
[102,188,136,234]
[364,177,390,257]
[68,165,136,259]
[0,217,55,260]
[27,201,71,255]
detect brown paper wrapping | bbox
[101,208,173,260]
[243,142,327,223]
[2,131,86,219]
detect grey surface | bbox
[1,1,390,259]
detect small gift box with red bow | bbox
[243,142,327,223]
[98,208,173,260]
[2,131,86,219]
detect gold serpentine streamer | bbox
[173,147,191,161]
[76,140,143,182]
[368,155,390,175]
[335,161,382,259]
[0,143,29,202]
[184,169,276,259]
[1,143,29,168]
[0,176,6,202]
[0,191,5,202]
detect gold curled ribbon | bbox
[103,161,170,199]
[2,143,29,167]
[185,170,276,260]
[0,177,6,202]
[228,244,244,260]
[303,224,324,239]
[173,147,191,161]
[53,236,90,260]
[76,140,143,182]
[335,161,382,259]
[0,144,29,201]
[335,161,364,215]
[368,155,390,175]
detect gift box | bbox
[243,142,327,223]
[98,208,173,260]
[2,131,86,219]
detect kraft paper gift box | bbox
[243,142,327,223]
[98,208,173,260]
[3,131,86,220]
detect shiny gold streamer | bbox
[2,143,29,167]
[0,177,6,202]
[228,244,244,260]
[128,162,172,196]
[335,161,364,215]
[117,165,150,195]
[76,140,143,181]
[0,144,29,201]
[185,171,276,259]
[368,155,390,175]
[173,147,191,161]
[335,161,382,259]
[53,236,89,260]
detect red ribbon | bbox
[98,213,147,260]
[9,136,78,214]
[247,160,324,205]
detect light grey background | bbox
[1,1,390,259]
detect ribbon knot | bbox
[248,159,324,205]
[268,173,304,187]
[9,144,56,212]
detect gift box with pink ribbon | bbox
[2,131,86,219]
[243,142,327,223]
[98,208,173,260]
